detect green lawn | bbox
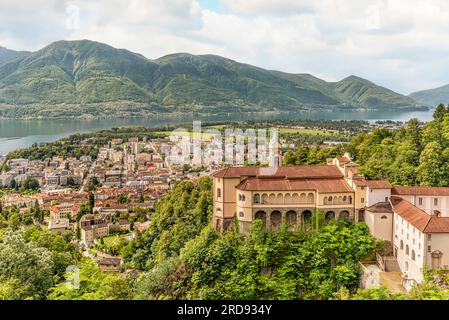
[279,127,339,135]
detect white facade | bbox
[366,187,391,207]
[393,214,426,290]
[398,195,449,217]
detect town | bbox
[0,134,220,272]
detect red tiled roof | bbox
[212,165,343,179]
[365,180,392,189]
[392,186,449,196]
[390,196,449,233]
[390,196,431,232]
[352,179,392,189]
[236,177,353,193]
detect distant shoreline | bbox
[0,106,429,120]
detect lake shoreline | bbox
[0,106,430,121]
[0,107,435,156]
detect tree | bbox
[48,259,134,300]
[417,142,445,186]
[89,192,95,213]
[77,204,90,222]
[0,230,54,299]
[434,104,448,123]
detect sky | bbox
[1,0,449,94]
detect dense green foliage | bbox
[0,40,423,118]
[0,227,80,299]
[283,145,345,165]
[347,104,449,186]
[121,177,380,300]
[120,177,213,270]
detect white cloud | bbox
[1,0,449,93]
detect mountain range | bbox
[410,85,449,107]
[0,40,434,118]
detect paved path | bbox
[380,272,406,293]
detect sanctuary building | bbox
[212,153,449,290]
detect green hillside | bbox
[410,84,449,106]
[0,40,424,118]
[333,76,419,109]
[0,47,30,68]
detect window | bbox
[217,188,222,199]
[400,240,404,250]
[242,195,245,202]
[238,194,242,201]
[361,197,365,204]
[385,197,389,202]
[381,215,388,219]
[418,197,423,205]
[349,196,352,204]
[239,211,244,218]
[253,194,260,204]
[434,198,439,206]
[407,233,409,240]
[427,234,432,241]
[406,245,409,255]
[428,245,432,253]
[411,250,415,261]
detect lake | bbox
[0,108,435,156]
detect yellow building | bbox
[212,154,381,233]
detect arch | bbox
[381,215,388,220]
[333,196,338,204]
[338,196,343,205]
[299,193,307,204]
[238,194,242,201]
[328,196,333,203]
[400,240,404,250]
[292,193,299,204]
[261,193,268,205]
[276,193,284,205]
[348,196,353,204]
[253,193,260,204]
[284,193,292,204]
[269,193,276,204]
[242,194,246,202]
[286,210,297,230]
[302,210,312,230]
[343,196,347,203]
[339,210,350,220]
[255,211,267,228]
[411,250,416,261]
[270,211,282,231]
[325,211,335,222]
[307,193,314,204]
